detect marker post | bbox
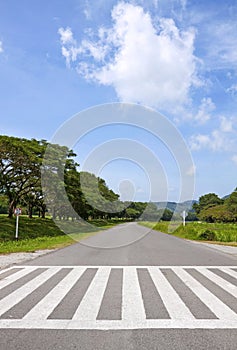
[14,208,22,240]
[182,210,186,227]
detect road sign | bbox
[14,208,22,216]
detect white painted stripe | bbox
[198,268,237,298]
[148,267,195,320]
[0,319,237,330]
[23,267,86,320]
[0,267,37,289]
[10,265,237,269]
[122,268,146,321]
[220,268,237,280]
[174,268,237,320]
[72,267,111,321]
[0,267,61,317]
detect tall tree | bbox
[193,193,223,215]
[225,188,237,218]
[0,136,45,217]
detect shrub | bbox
[198,229,216,241]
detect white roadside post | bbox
[14,208,22,240]
[182,210,186,227]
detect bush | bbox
[198,229,216,241]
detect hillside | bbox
[154,200,197,213]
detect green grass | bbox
[140,221,237,245]
[0,233,102,254]
[0,215,120,254]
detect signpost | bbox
[14,208,22,240]
[182,210,186,227]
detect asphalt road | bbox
[0,222,237,350]
[23,222,237,266]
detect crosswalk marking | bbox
[0,265,236,330]
[0,267,62,317]
[72,267,110,321]
[23,267,85,320]
[149,267,195,320]
[174,267,237,321]
[197,268,237,298]
[0,267,36,289]
[122,268,146,321]
[221,267,237,280]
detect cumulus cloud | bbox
[58,27,74,45]
[190,131,223,152]
[190,116,236,151]
[58,27,82,67]
[0,41,3,53]
[194,97,215,124]
[58,2,199,111]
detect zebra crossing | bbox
[0,265,237,330]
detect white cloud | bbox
[220,116,233,133]
[58,2,200,112]
[190,115,236,152]
[58,27,74,45]
[226,84,237,96]
[0,41,3,53]
[203,21,237,70]
[194,97,215,124]
[232,155,237,165]
[58,27,82,67]
[189,131,224,152]
[84,0,92,20]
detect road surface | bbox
[0,222,237,349]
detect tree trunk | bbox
[28,203,33,218]
[8,200,15,218]
[41,209,46,219]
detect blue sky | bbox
[0,0,236,202]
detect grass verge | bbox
[0,215,121,254]
[140,221,237,245]
[0,233,100,254]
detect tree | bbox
[226,188,237,217]
[41,142,78,220]
[76,172,121,219]
[193,193,223,215]
[141,202,159,221]
[186,211,198,221]
[0,136,45,218]
[198,204,235,223]
[125,207,141,219]
[193,188,237,223]
[0,194,8,214]
[161,208,173,221]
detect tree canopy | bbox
[0,135,155,221]
[193,190,237,223]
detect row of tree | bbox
[193,190,237,223]
[0,135,170,221]
[2,135,235,223]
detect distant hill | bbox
[153,200,197,213]
[222,194,230,200]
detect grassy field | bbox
[140,221,237,245]
[0,215,120,254]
